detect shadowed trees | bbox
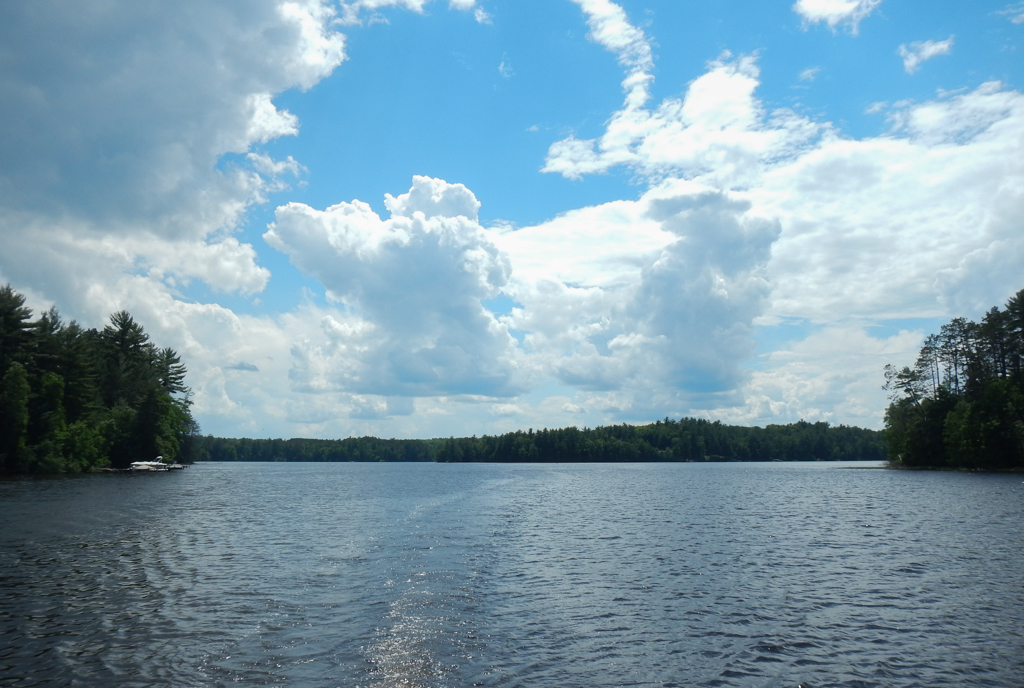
[0,285,198,473]
[197,417,885,464]
[883,288,1024,470]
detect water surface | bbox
[1,462,1022,687]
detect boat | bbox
[129,455,188,471]
[130,460,170,472]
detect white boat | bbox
[130,456,170,472]
[130,461,169,471]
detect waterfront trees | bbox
[883,288,1024,470]
[0,285,197,473]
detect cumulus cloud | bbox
[192,5,1024,432]
[547,0,817,188]
[757,83,1024,322]
[792,0,881,34]
[493,182,779,420]
[264,176,523,399]
[383,175,480,221]
[0,1,343,231]
[898,36,954,74]
[0,0,347,320]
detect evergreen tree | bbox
[0,363,30,473]
[0,285,197,473]
[883,288,1024,470]
[0,285,32,378]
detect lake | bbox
[1,462,1022,687]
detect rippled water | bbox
[1,462,1022,687]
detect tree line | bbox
[883,288,1024,470]
[0,285,199,473]
[198,417,885,463]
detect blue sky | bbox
[2,0,1023,438]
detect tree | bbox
[0,363,30,473]
[97,310,158,408]
[0,285,32,378]
[0,287,198,473]
[884,288,1024,470]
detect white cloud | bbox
[533,5,1024,429]
[544,53,823,185]
[0,0,515,439]
[898,36,954,74]
[542,9,1024,332]
[0,0,351,437]
[792,0,881,34]
[339,0,481,25]
[264,176,524,399]
[349,395,415,420]
[572,0,654,73]
[493,181,779,419]
[998,3,1024,24]
[245,94,301,144]
[799,67,821,82]
[0,1,344,228]
[720,326,924,429]
[339,0,428,24]
[568,0,655,117]
[492,403,522,416]
[383,175,481,220]
[756,84,1024,322]
[0,0,347,322]
[246,153,307,193]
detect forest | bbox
[199,417,885,464]
[0,285,199,473]
[883,288,1024,470]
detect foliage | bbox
[883,288,1024,470]
[197,417,885,464]
[0,285,197,473]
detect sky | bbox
[2,0,1023,439]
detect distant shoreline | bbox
[193,418,887,464]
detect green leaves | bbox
[0,284,197,473]
[883,288,1024,470]
[0,363,30,472]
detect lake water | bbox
[1,462,1022,687]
